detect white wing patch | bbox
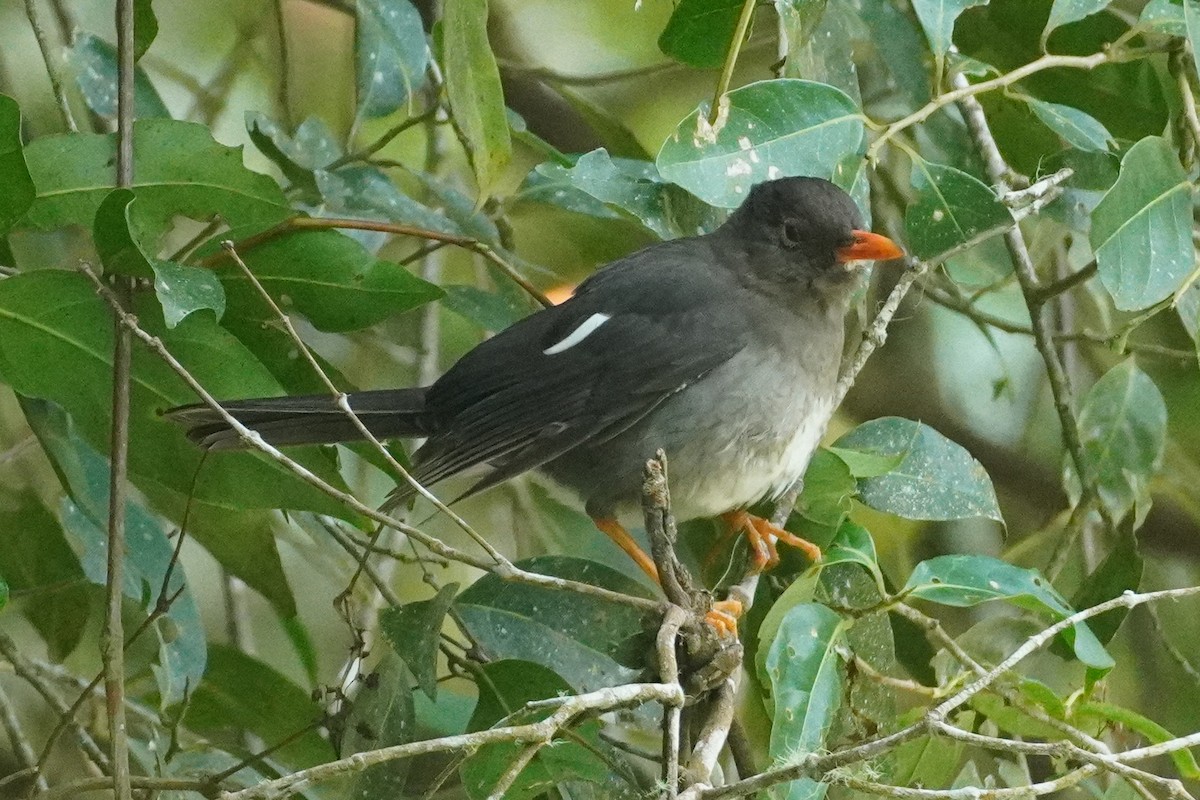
[543,312,611,355]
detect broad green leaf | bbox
[93,189,154,278]
[1042,0,1112,44]
[1176,283,1200,366]
[0,95,34,234]
[341,653,415,794]
[23,398,297,617]
[658,0,746,68]
[822,521,883,588]
[556,86,652,161]
[834,417,1003,522]
[892,734,966,789]
[1024,98,1113,152]
[461,660,611,799]
[443,0,511,194]
[455,556,655,692]
[657,79,865,208]
[215,228,442,332]
[315,165,462,237]
[356,0,429,118]
[134,0,158,60]
[151,260,226,328]
[826,446,906,478]
[903,554,1114,670]
[0,491,89,659]
[1070,523,1142,645]
[380,582,458,699]
[184,644,332,768]
[442,284,528,331]
[21,119,291,241]
[762,603,847,800]
[1138,0,1186,34]
[792,448,856,543]
[1065,360,1167,521]
[69,33,169,120]
[910,0,988,65]
[1079,701,1200,780]
[246,114,340,198]
[0,271,352,518]
[905,157,1012,261]
[1090,136,1193,310]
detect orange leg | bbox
[720,510,822,573]
[592,517,659,583]
[704,599,743,637]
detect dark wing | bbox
[409,236,749,497]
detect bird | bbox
[168,176,903,630]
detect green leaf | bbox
[762,603,847,800]
[0,95,34,234]
[1069,522,1142,645]
[380,582,458,700]
[151,260,226,328]
[826,446,906,478]
[656,79,865,208]
[893,734,966,789]
[0,271,352,518]
[556,86,652,161]
[658,0,746,68]
[0,491,89,659]
[442,284,528,331]
[184,644,332,768]
[455,556,655,692]
[216,228,442,332]
[1042,0,1112,44]
[1065,360,1167,521]
[834,417,1003,522]
[1137,0,1186,35]
[341,653,415,794]
[461,660,612,799]
[822,521,883,588]
[134,0,158,60]
[1023,98,1113,152]
[1079,701,1200,780]
[905,157,1012,261]
[910,0,988,65]
[1176,283,1200,366]
[903,554,1115,670]
[356,0,429,118]
[779,0,857,104]
[246,114,340,198]
[443,0,511,194]
[21,119,291,241]
[315,165,463,237]
[1090,136,1193,311]
[1185,0,1200,88]
[93,188,155,278]
[69,33,169,120]
[792,449,856,543]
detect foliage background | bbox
[0,0,1199,797]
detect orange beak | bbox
[836,230,904,263]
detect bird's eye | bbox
[781,221,804,248]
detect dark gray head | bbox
[717,177,902,304]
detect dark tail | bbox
[165,388,435,450]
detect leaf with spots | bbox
[904,157,1012,261]
[905,555,1113,670]
[355,0,429,119]
[656,79,865,208]
[760,602,848,800]
[834,417,1003,523]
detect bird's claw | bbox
[704,599,744,638]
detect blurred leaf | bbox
[781,0,858,105]
[761,603,847,800]
[658,0,745,68]
[0,272,353,518]
[151,260,226,328]
[834,417,1003,522]
[1065,360,1167,522]
[247,114,341,198]
[905,157,1012,261]
[455,556,655,692]
[134,0,158,60]
[0,95,34,234]
[69,33,169,120]
[315,165,462,236]
[406,168,502,243]
[910,0,988,67]
[1042,0,1111,44]
[461,660,611,799]
[93,189,154,278]
[1186,0,1200,87]
[341,653,415,794]
[1090,136,1193,311]
[1069,521,1142,645]
[556,86,652,161]
[442,284,528,331]
[903,554,1114,670]
[0,491,89,659]
[1023,98,1113,151]
[1176,283,1200,366]
[185,644,332,768]
[356,0,429,118]
[21,119,291,241]
[443,0,511,194]
[657,79,865,208]
[777,0,831,55]
[380,582,458,699]
[1138,0,1186,35]
[1079,701,1200,779]
[892,734,966,789]
[216,228,443,333]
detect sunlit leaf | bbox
[657,79,864,208]
[1091,136,1193,310]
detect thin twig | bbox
[0,683,47,791]
[708,0,758,126]
[21,0,77,131]
[658,605,689,798]
[837,767,1096,799]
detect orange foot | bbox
[704,599,743,637]
[720,510,822,572]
